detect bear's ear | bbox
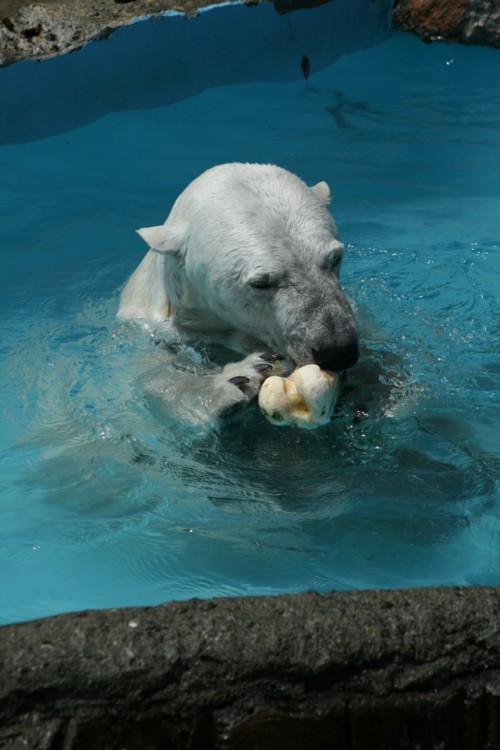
[311,181,331,205]
[136,224,185,254]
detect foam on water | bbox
[1,33,499,624]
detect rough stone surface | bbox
[1,587,500,749]
[393,0,500,48]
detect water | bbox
[1,32,499,624]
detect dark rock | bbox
[20,23,41,37]
[273,0,331,15]
[1,587,500,749]
[2,16,15,31]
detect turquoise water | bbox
[1,33,499,624]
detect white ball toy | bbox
[258,364,340,429]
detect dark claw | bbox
[260,352,285,362]
[253,363,273,373]
[229,375,250,388]
[353,406,369,424]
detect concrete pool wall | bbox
[1,1,500,747]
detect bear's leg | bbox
[143,352,288,429]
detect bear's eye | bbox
[249,274,277,290]
[321,241,344,273]
[322,254,343,273]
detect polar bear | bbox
[118,163,359,427]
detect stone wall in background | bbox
[393,0,500,48]
[1,587,500,749]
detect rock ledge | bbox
[1,587,500,749]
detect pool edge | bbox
[2,586,499,748]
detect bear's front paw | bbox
[212,353,289,421]
[222,352,288,399]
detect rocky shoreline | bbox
[1,0,500,67]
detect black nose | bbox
[312,342,359,371]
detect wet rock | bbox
[1,587,500,749]
[393,0,500,48]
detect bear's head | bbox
[126,164,359,372]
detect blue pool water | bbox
[1,27,499,624]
